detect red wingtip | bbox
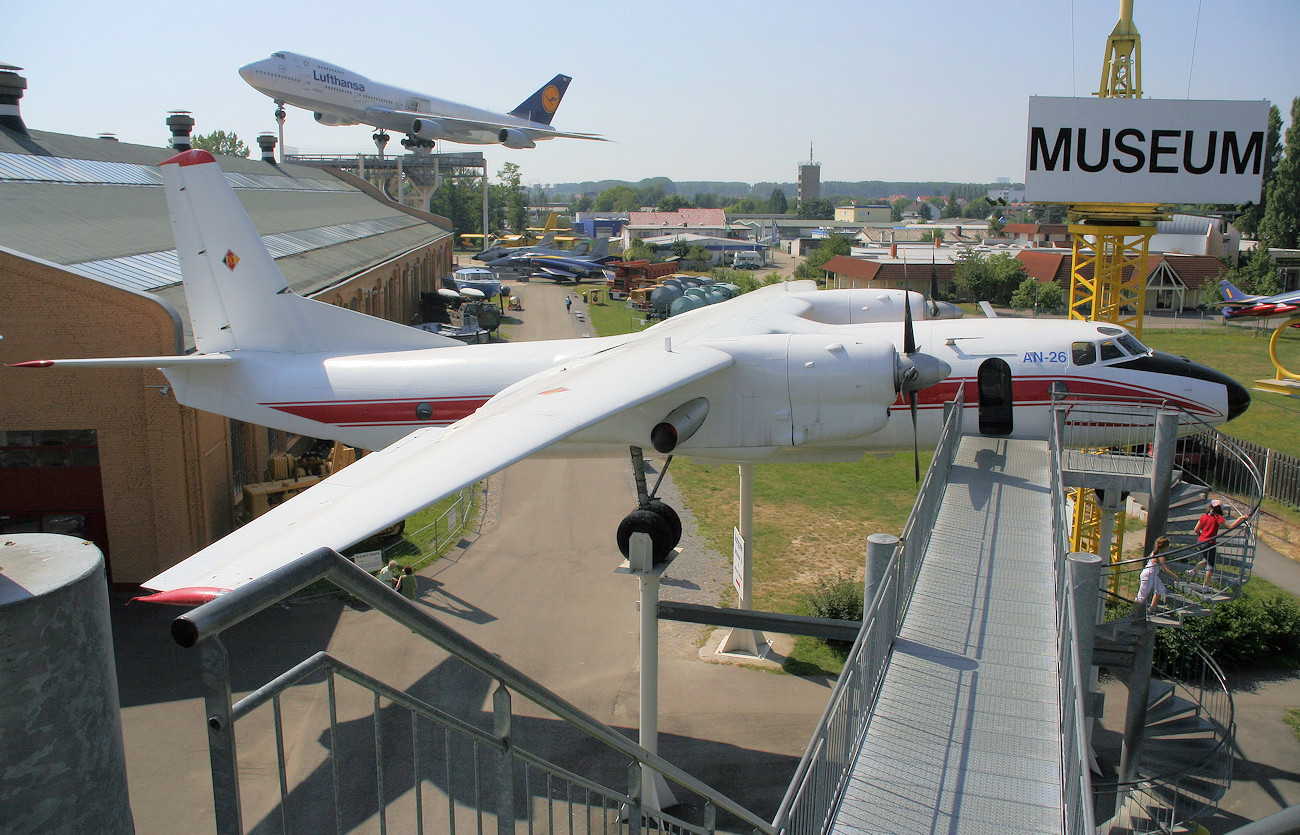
[129,586,229,607]
[8,360,55,368]
[160,149,217,168]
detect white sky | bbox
[5,0,1297,189]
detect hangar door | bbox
[977,358,1014,436]
[0,429,109,568]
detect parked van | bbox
[732,251,763,269]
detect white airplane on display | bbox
[13,150,1249,604]
[239,51,606,152]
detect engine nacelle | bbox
[497,128,537,150]
[651,397,710,453]
[314,112,360,127]
[410,118,446,140]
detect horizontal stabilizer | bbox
[10,354,234,369]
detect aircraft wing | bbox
[363,106,606,141]
[143,342,732,595]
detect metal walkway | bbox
[830,436,1063,834]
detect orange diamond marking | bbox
[224,250,240,271]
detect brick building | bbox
[0,107,452,582]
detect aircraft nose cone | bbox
[1227,376,1251,421]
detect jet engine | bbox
[314,112,360,127]
[497,128,537,150]
[411,118,446,140]
[650,397,710,453]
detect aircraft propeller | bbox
[896,291,950,482]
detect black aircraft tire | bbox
[645,499,683,549]
[616,509,673,564]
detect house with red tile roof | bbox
[625,209,729,242]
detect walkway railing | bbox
[174,549,774,835]
[770,391,966,835]
[1049,408,1099,835]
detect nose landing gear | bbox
[618,446,682,564]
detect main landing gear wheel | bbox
[617,509,674,565]
[618,445,684,565]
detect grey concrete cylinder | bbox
[0,534,134,833]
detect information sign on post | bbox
[732,527,745,599]
[1025,96,1271,205]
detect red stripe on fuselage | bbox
[895,376,1219,417]
[264,396,493,427]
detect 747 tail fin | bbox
[508,75,572,126]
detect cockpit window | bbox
[272,52,286,58]
[1099,340,1124,361]
[1072,342,1097,366]
[1117,334,1150,356]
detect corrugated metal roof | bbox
[73,216,420,292]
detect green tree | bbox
[624,238,658,262]
[891,196,910,222]
[1235,104,1283,239]
[657,193,692,211]
[496,162,527,234]
[726,197,758,214]
[795,234,853,279]
[1221,247,1280,297]
[1009,277,1064,314]
[686,244,711,263]
[769,188,788,214]
[191,130,250,158]
[569,194,594,214]
[797,197,835,220]
[941,189,961,218]
[595,185,642,212]
[918,229,944,243]
[670,238,691,258]
[428,176,482,240]
[953,250,1026,304]
[1258,97,1300,250]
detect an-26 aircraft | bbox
[240,51,606,152]
[14,150,1249,603]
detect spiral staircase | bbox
[1068,415,1262,834]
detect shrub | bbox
[1157,580,1300,671]
[799,573,864,622]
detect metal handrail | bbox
[175,548,774,835]
[771,390,965,835]
[1095,641,1235,833]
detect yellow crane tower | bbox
[1067,0,1168,568]
[1066,0,1164,341]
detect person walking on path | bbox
[1134,536,1177,618]
[564,296,572,313]
[396,565,418,600]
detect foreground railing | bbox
[174,549,774,835]
[771,391,965,835]
[1050,408,1099,835]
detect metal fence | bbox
[176,549,774,835]
[770,391,966,835]
[380,485,478,563]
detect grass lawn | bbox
[1141,325,1300,458]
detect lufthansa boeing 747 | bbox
[239,51,607,152]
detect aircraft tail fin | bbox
[160,150,460,354]
[589,236,609,260]
[1217,278,1254,304]
[508,75,572,126]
